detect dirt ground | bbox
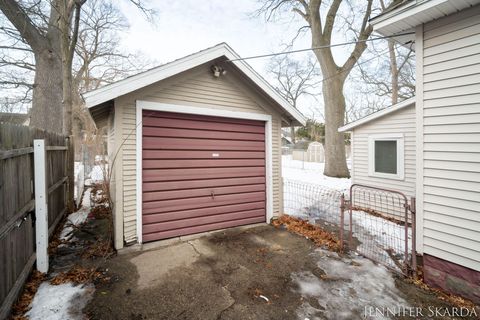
[83,225,476,320]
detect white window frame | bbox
[368,133,405,180]
[135,100,273,244]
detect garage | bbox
[84,43,306,249]
[141,110,267,242]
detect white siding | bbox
[352,104,416,199]
[107,109,115,204]
[115,63,284,244]
[420,6,480,271]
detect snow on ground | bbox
[60,188,91,241]
[89,164,106,183]
[25,282,94,320]
[349,210,412,271]
[282,155,412,270]
[282,155,351,192]
[351,210,412,253]
[293,249,409,320]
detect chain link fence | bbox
[282,178,416,275]
[283,179,343,225]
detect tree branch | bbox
[341,0,373,74]
[0,0,45,51]
[322,0,342,41]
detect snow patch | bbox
[89,164,106,182]
[25,282,94,320]
[60,188,91,241]
[293,249,409,320]
[282,155,351,192]
[349,210,412,270]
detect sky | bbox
[116,0,356,119]
[118,0,310,72]
[0,0,395,120]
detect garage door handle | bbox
[211,190,215,200]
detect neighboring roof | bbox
[338,97,415,132]
[0,112,30,125]
[83,43,306,126]
[370,0,480,37]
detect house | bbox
[339,98,416,200]
[0,112,30,125]
[368,0,480,303]
[83,43,306,248]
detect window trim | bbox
[368,133,405,180]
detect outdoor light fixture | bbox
[211,64,227,77]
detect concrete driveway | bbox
[85,225,461,320]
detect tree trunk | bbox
[322,77,350,178]
[388,39,399,105]
[29,50,63,132]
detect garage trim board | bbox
[135,100,273,243]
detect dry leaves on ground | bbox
[50,265,109,285]
[11,271,46,320]
[47,214,69,255]
[89,205,111,220]
[81,239,114,259]
[272,215,342,252]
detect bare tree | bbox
[0,0,154,134]
[69,1,155,161]
[257,0,400,178]
[345,93,385,123]
[356,39,415,105]
[267,54,320,143]
[0,0,85,133]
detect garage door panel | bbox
[143,184,266,202]
[144,110,266,126]
[143,209,265,234]
[143,127,265,141]
[142,201,266,224]
[143,177,266,192]
[142,216,266,242]
[143,192,266,214]
[143,117,265,134]
[143,137,265,151]
[143,159,265,169]
[143,150,265,160]
[143,167,265,182]
[142,110,266,242]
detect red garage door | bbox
[142,110,266,242]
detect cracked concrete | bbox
[85,225,465,320]
[86,225,314,319]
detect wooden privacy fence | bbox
[0,123,73,319]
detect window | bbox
[368,134,404,180]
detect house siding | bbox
[114,63,283,244]
[420,6,480,272]
[351,104,416,199]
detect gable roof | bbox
[82,43,306,126]
[338,97,415,132]
[370,0,479,37]
[0,112,30,125]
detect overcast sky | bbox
[119,0,310,72]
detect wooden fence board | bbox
[0,122,71,319]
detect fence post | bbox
[34,139,48,273]
[301,150,304,170]
[340,194,345,251]
[66,136,75,212]
[410,197,417,277]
